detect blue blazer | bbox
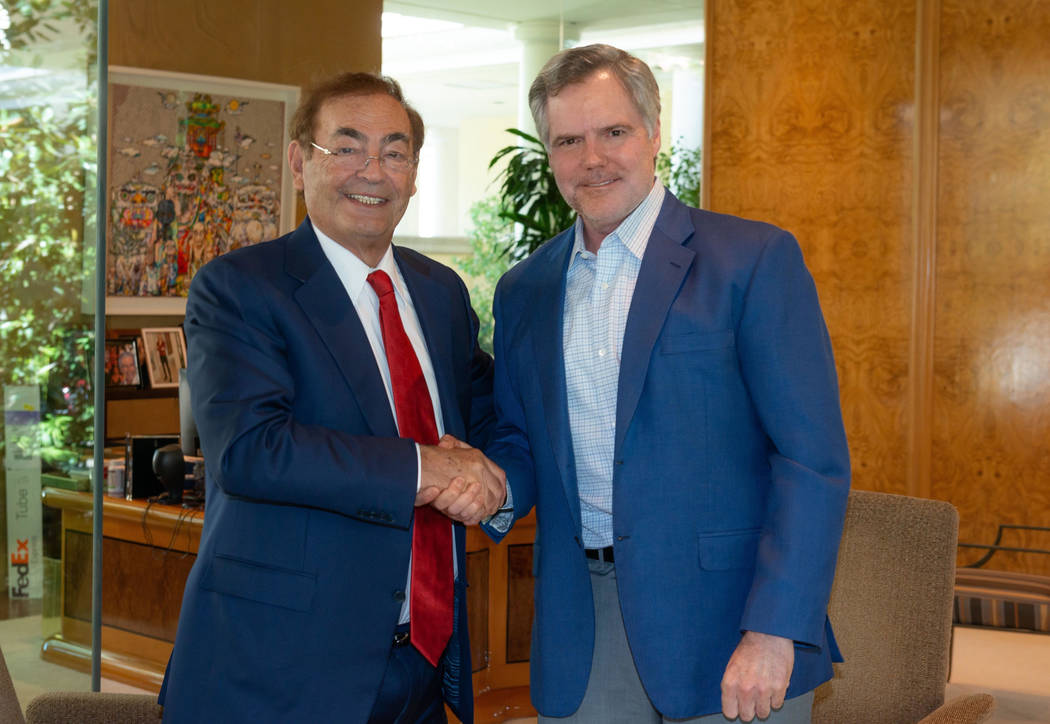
[485,192,850,719]
[159,219,494,723]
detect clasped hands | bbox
[417,434,506,525]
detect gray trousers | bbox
[539,560,813,724]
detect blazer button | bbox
[393,590,406,602]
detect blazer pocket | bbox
[201,554,317,612]
[697,528,761,571]
[661,329,735,355]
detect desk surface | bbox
[41,489,538,716]
[41,487,203,691]
[42,487,204,554]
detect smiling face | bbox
[288,93,417,266]
[117,352,138,384]
[546,70,660,251]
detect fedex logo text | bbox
[10,538,30,598]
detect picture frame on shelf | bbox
[104,336,142,389]
[105,66,299,316]
[141,327,188,389]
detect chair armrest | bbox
[25,692,161,723]
[916,693,995,724]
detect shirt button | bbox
[598,349,606,357]
[602,282,609,290]
[393,590,406,602]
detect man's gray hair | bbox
[528,43,661,146]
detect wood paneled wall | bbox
[109,0,381,86]
[931,1,1050,573]
[109,0,383,227]
[706,0,1050,575]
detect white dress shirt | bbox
[563,181,665,548]
[315,223,448,624]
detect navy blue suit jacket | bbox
[485,192,850,718]
[159,219,493,723]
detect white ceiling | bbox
[385,0,702,30]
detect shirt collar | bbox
[568,180,665,268]
[312,222,405,303]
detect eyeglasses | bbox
[309,141,417,174]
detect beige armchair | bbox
[24,691,161,723]
[0,643,160,724]
[812,489,995,724]
[1,643,25,724]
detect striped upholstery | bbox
[954,568,1050,633]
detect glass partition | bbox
[380,1,704,708]
[383,0,704,244]
[0,0,99,704]
[382,0,704,353]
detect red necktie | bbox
[367,269,453,667]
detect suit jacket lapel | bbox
[615,195,696,454]
[529,230,581,526]
[285,219,399,438]
[394,247,461,438]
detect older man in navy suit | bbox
[160,72,504,724]
[477,45,850,723]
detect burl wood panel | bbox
[707,0,917,494]
[506,544,535,664]
[65,530,196,640]
[933,0,1050,575]
[465,549,490,673]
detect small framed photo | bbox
[104,337,141,388]
[141,327,187,389]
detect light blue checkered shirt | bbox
[564,181,665,548]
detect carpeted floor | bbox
[3,614,1048,721]
[946,626,1050,724]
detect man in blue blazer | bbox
[159,73,504,723]
[482,45,850,722]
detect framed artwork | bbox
[141,327,188,389]
[104,337,141,388]
[106,66,299,315]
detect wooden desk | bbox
[41,488,537,719]
[463,512,537,722]
[41,488,202,691]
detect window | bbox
[382,0,704,251]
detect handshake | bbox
[417,434,507,526]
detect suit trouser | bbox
[538,559,814,724]
[368,624,447,724]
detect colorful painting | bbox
[106,68,298,313]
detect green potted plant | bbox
[488,128,575,260]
